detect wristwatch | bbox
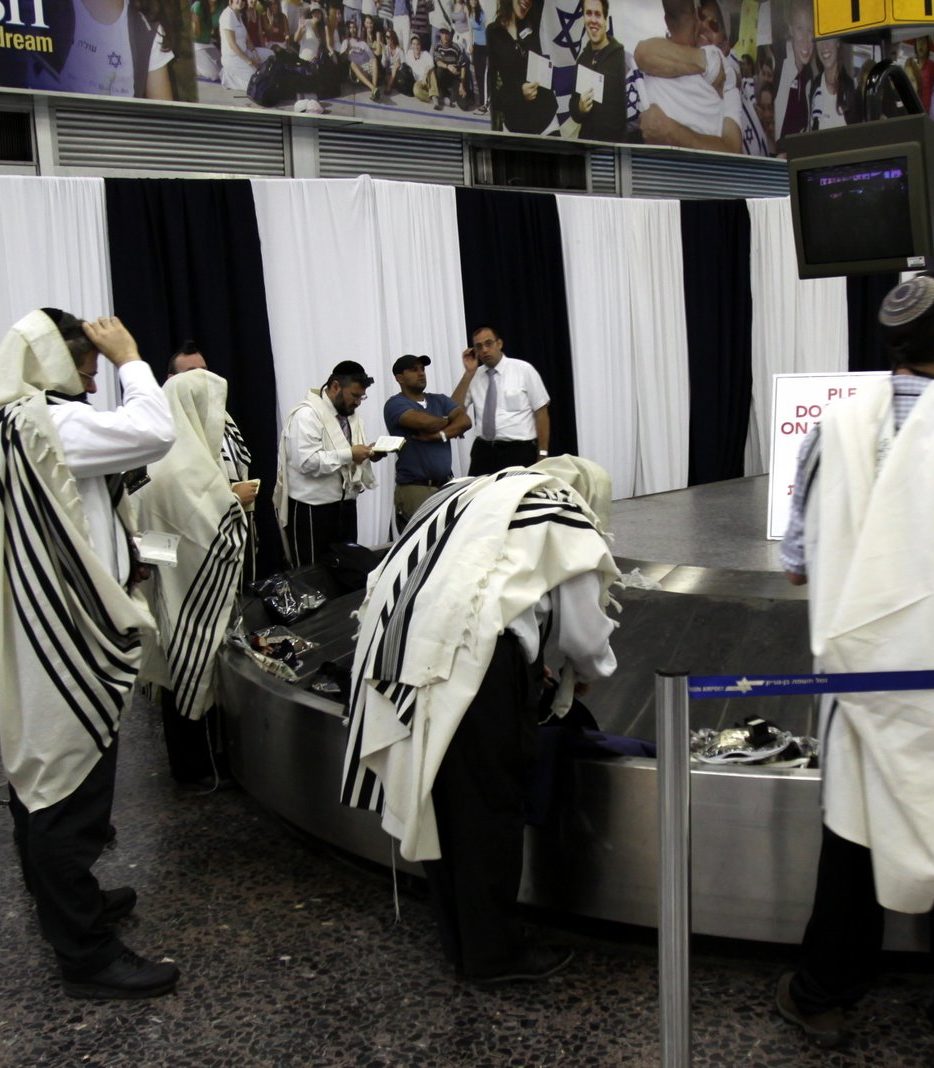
[539,450,548,456]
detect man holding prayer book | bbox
[274,361,381,566]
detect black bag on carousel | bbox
[320,542,384,592]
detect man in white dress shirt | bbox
[0,309,178,999]
[452,325,550,475]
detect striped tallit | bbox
[136,370,247,720]
[340,460,620,861]
[0,311,156,812]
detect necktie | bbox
[482,367,497,441]
[337,414,352,444]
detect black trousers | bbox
[286,497,358,567]
[790,824,885,1012]
[468,438,538,476]
[8,740,125,979]
[422,632,540,978]
[161,689,225,784]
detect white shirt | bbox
[509,571,617,681]
[465,354,550,442]
[36,0,172,97]
[640,47,741,138]
[282,396,367,506]
[220,5,250,58]
[810,75,847,129]
[405,49,435,81]
[49,361,176,583]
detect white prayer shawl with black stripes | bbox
[806,378,934,913]
[272,388,376,530]
[221,412,257,587]
[340,468,619,862]
[136,370,246,720]
[0,312,156,813]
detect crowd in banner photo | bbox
[1,1,931,155]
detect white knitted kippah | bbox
[878,274,934,327]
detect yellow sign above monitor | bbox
[814,0,931,35]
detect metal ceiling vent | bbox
[317,123,465,184]
[53,104,288,176]
[630,148,789,200]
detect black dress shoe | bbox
[100,886,137,923]
[473,946,574,986]
[62,950,179,1000]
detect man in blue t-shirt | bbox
[384,353,471,531]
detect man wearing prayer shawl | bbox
[134,369,248,785]
[341,456,620,983]
[0,309,178,999]
[776,274,934,1049]
[166,341,259,588]
[274,361,378,567]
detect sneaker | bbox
[62,950,179,1000]
[474,946,574,986]
[775,972,850,1049]
[100,886,137,924]
[433,97,443,110]
[370,87,380,101]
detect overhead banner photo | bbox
[0,0,909,157]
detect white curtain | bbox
[250,176,466,547]
[744,196,848,475]
[558,194,689,499]
[0,176,120,411]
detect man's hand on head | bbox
[82,317,141,367]
[462,348,479,372]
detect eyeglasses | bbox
[78,370,98,384]
[474,339,499,349]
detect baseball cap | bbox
[392,354,432,375]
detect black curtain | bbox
[847,273,898,372]
[454,187,578,456]
[680,200,752,486]
[104,178,280,577]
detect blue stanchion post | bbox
[656,669,691,1068]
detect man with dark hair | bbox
[159,341,257,785]
[274,361,379,565]
[166,338,206,378]
[164,340,259,536]
[384,354,471,530]
[776,273,934,1048]
[568,0,629,143]
[0,309,178,999]
[452,326,550,476]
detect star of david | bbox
[108,51,123,70]
[552,0,583,60]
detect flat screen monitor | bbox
[787,128,934,278]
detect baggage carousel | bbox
[218,475,928,951]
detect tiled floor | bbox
[1,700,932,1067]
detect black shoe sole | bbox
[62,977,178,1000]
[474,949,574,986]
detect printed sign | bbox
[766,371,887,540]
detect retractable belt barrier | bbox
[655,667,934,1068]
